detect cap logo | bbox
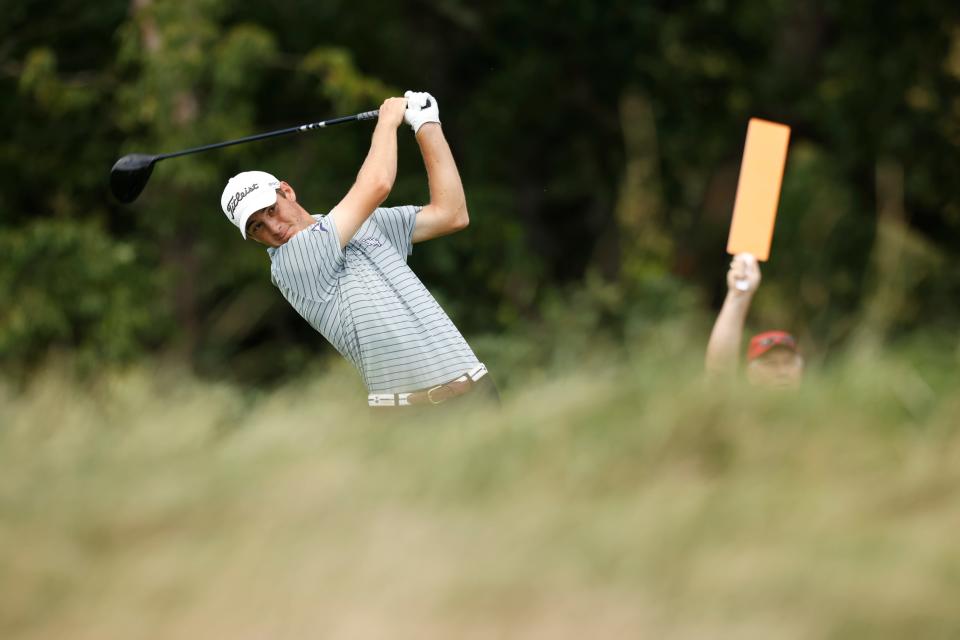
[226,183,260,220]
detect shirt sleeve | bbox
[370,205,420,259]
[269,216,344,302]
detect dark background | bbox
[2,0,959,384]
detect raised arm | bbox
[328,96,407,248]
[706,253,761,376]
[401,91,469,243]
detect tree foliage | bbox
[1,0,958,380]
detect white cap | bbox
[221,171,280,239]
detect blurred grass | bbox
[2,338,960,639]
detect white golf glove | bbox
[403,90,440,134]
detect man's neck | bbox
[293,209,316,232]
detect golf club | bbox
[110,109,380,203]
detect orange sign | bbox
[726,118,791,261]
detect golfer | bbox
[705,253,804,389]
[220,91,497,407]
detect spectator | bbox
[705,253,804,389]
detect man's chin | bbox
[277,227,299,245]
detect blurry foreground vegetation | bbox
[2,338,959,639]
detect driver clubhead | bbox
[110,154,158,203]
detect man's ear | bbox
[279,181,296,202]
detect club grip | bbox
[299,109,379,131]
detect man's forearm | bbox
[356,121,399,191]
[417,124,467,226]
[328,104,403,248]
[705,292,753,375]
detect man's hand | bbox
[377,96,408,130]
[403,90,440,134]
[727,252,761,296]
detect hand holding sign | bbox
[728,252,761,294]
[726,118,791,263]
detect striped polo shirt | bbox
[267,206,480,393]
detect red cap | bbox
[747,330,798,362]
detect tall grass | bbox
[1,339,959,639]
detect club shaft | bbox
[159,109,380,161]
